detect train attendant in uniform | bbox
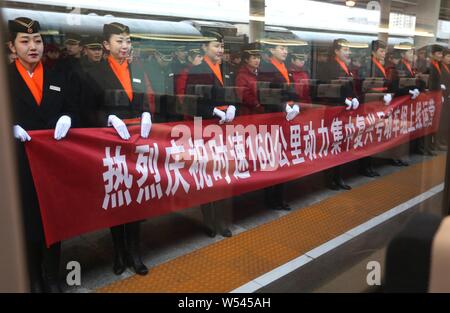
[186,30,237,238]
[258,37,302,211]
[390,43,424,165]
[235,43,264,115]
[42,43,60,69]
[174,47,203,120]
[437,48,450,148]
[319,38,360,190]
[421,44,445,155]
[83,22,151,276]
[288,52,312,106]
[358,40,394,178]
[171,45,188,77]
[8,17,78,292]
[80,35,104,71]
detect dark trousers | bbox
[201,200,232,233]
[26,240,61,293]
[264,184,285,208]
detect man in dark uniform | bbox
[144,47,179,122]
[55,33,82,74]
[258,37,302,210]
[145,48,175,95]
[76,35,105,125]
[8,17,78,292]
[171,45,188,76]
[318,38,360,190]
[222,49,240,85]
[53,33,85,125]
[80,35,104,71]
[186,30,237,238]
[175,47,203,98]
[83,22,152,276]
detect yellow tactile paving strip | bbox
[98,154,446,293]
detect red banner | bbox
[25,92,442,246]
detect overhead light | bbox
[414,31,435,37]
[394,43,414,50]
[249,15,265,22]
[346,0,356,7]
[258,39,308,46]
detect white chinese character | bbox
[400,106,408,135]
[277,126,290,167]
[188,138,213,190]
[135,144,163,204]
[375,112,385,142]
[318,119,330,158]
[384,112,393,140]
[209,135,231,184]
[422,101,433,127]
[228,133,250,179]
[408,103,416,133]
[415,102,423,130]
[364,114,376,145]
[353,115,365,149]
[165,140,190,196]
[290,124,305,164]
[331,118,344,155]
[428,98,436,125]
[392,109,400,137]
[345,116,356,151]
[102,146,133,210]
[303,121,317,160]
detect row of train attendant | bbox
[7,16,450,292]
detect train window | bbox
[1,0,450,295]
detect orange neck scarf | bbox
[442,63,450,74]
[270,57,290,84]
[204,56,224,86]
[335,56,350,76]
[16,60,43,106]
[431,60,442,76]
[108,55,133,101]
[402,59,414,77]
[372,56,387,78]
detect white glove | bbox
[107,115,130,140]
[286,104,300,121]
[140,112,152,138]
[383,94,392,106]
[409,89,420,100]
[225,105,236,123]
[351,98,360,110]
[13,125,31,142]
[213,108,226,124]
[345,98,353,110]
[441,84,446,91]
[54,115,71,140]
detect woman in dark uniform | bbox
[83,22,152,276]
[258,38,301,210]
[318,38,360,190]
[390,43,424,165]
[422,44,445,155]
[235,43,264,115]
[8,17,77,292]
[185,30,237,238]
